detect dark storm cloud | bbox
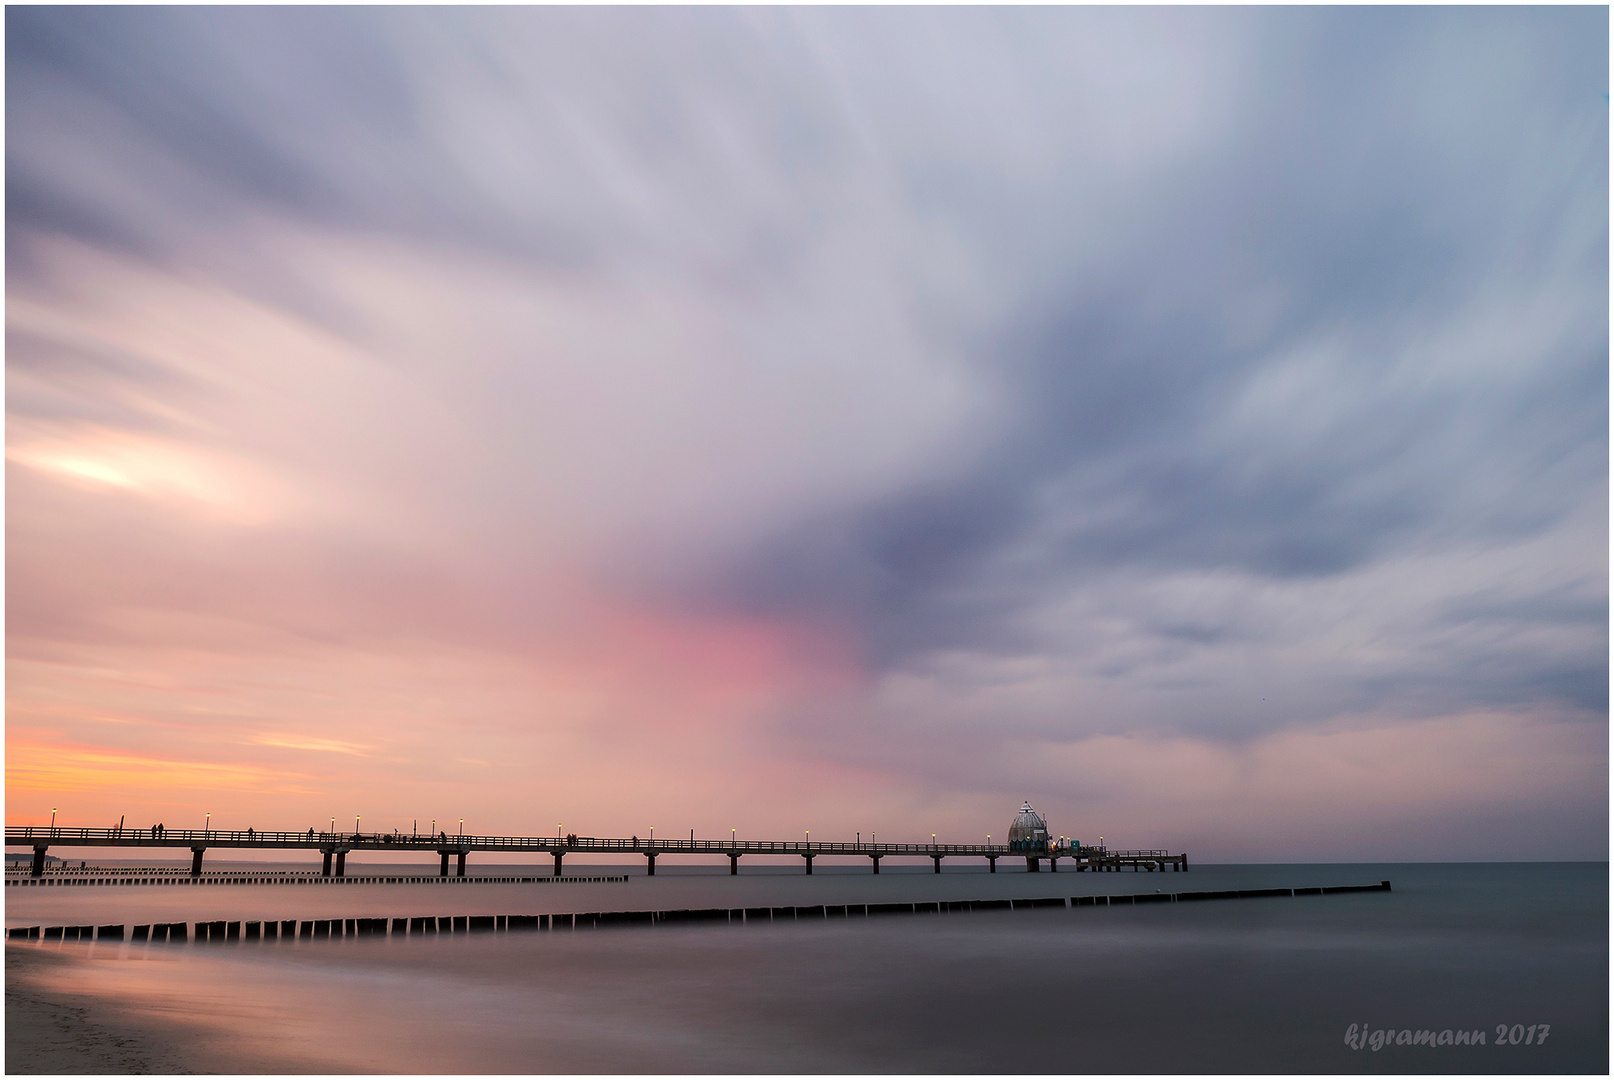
[7,7,410,239]
[7,6,878,276]
[701,8,1608,725]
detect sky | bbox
[6,6,1607,862]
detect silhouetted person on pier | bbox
[151,825,159,839]
[308,827,315,838]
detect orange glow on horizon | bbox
[6,739,317,800]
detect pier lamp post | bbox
[650,826,654,845]
[431,819,436,837]
[356,815,361,835]
[732,828,736,845]
[50,808,57,834]
[205,813,211,837]
[458,819,464,837]
[330,817,335,836]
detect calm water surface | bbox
[6,862,1606,1073]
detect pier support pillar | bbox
[987,857,996,873]
[729,855,738,876]
[1182,854,1189,872]
[553,852,563,877]
[646,854,656,877]
[932,856,942,874]
[1026,857,1040,873]
[323,850,333,877]
[31,846,46,878]
[439,852,450,877]
[190,847,206,877]
[335,851,346,877]
[870,855,881,874]
[456,852,466,877]
[803,854,814,875]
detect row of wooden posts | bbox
[6,881,1391,943]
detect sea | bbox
[5,860,1606,1073]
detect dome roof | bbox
[1008,800,1050,852]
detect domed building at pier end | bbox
[1007,801,1051,854]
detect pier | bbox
[5,825,1187,879]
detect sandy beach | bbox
[6,948,186,1074]
[6,941,399,1075]
[6,947,331,1075]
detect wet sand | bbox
[6,948,183,1073]
[5,947,344,1075]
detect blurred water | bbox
[7,862,1606,1073]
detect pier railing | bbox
[6,824,1185,880]
[5,824,1102,858]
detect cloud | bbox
[4,7,1605,856]
[1014,709,1608,861]
[249,734,370,757]
[6,739,316,797]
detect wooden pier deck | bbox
[6,825,1187,878]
